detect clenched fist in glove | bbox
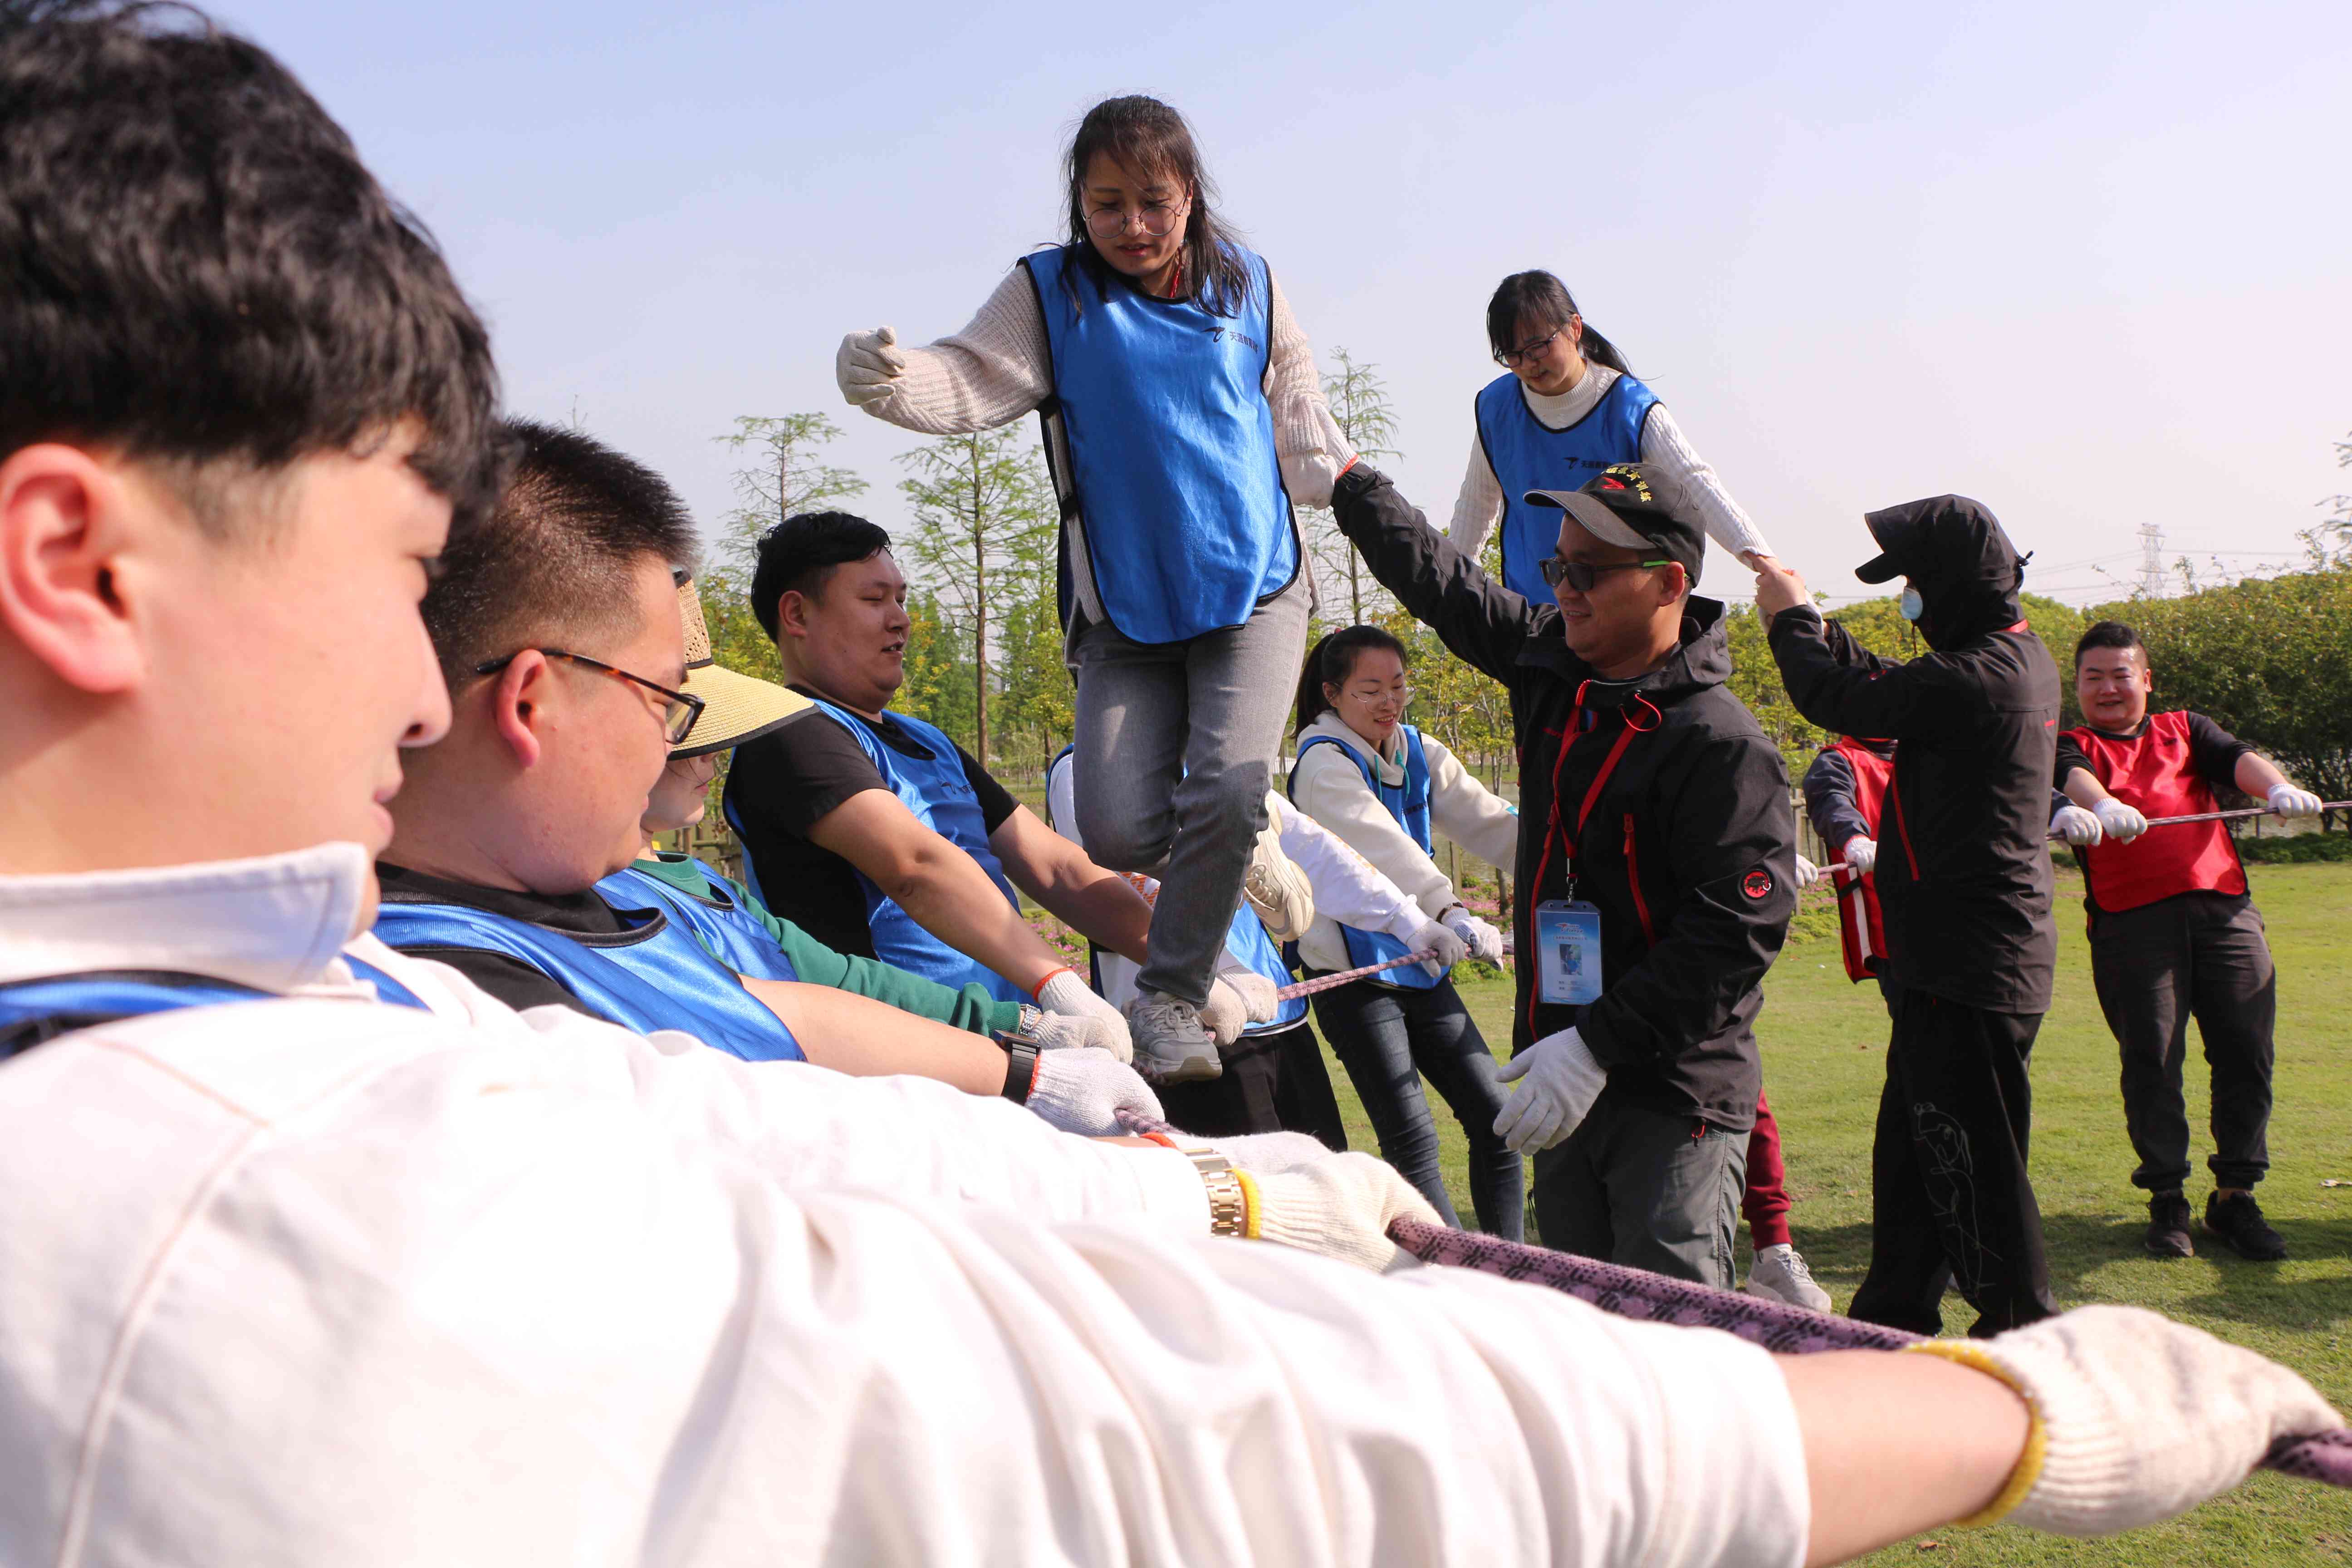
[1440,905,1506,964]
[1023,1049,1165,1137]
[1493,1026,1607,1153]
[834,325,905,407]
[2050,804,2103,846]
[1020,1004,1127,1054]
[2092,797,2147,843]
[1217,966,1282,1023]
[1842,836,1879,875]
[1035,969,1132,1063]
[1909,1304,2343,1536]
[1405,916,1469,977]
[1196,976,1254,1048]
[2269,783,2325,818]
[1793,853,1822,889]
[1247,1151,1443,1273]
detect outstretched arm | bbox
[835,269,1053,436]
[990,803,1154,965]
[1329,463,1541,686]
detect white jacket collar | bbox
[1304,712,1406,785]
[0,842,372,991]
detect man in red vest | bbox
[2055,621,2325,1262]
[1803,736,1896,989]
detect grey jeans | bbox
[1068,579,1310,1006]
[1531,1090,1750,1289]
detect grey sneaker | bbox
[1241,821,1314,944]
[1127,989,1222,1084]
[1743,1243,1833,1312]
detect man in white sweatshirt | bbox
[0,8,2336,1564]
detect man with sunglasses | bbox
[1327,460,1799,1289]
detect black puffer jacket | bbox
[1332,465,1795,1133]
[1767,495,2061,1013]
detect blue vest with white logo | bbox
[1049,745,1305,1033]
[1291,725,1445,990]
[372,895,804,1062]
[1022,243,1299,644]
[730,701,1027,1006]
[0,960,426,1060]
[1475,371,1659,604]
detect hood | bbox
[1857,495,2028,651]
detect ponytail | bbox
[1485,269,1636,378]
[1294,625,1411,736]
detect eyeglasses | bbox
[1084,198,1188,240]
[1539,556,1671,592]
[1343,684,1413,705]
[473,649,706,745]
[1494,326,1564,368]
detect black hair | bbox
[2074,620,2146,667]
[0,1,508,540]
[1058,95,1253,318]
[749,510,895,640]
[1294,625,1411,735]
[1485,270,1634,378]
[421,419,696,686]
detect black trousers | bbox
[1159,1022,1349,1142]
[1849,986,2058,1338]
[2088,894,2275,1193]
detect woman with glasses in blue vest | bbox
[833,94,1351,1085]
[1289,626,1524,1235]
[1450,271,1777,603]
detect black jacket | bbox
[1767,495,2060,1014]
[1332,465,1794,1133]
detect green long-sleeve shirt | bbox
[630,853,1025,1037]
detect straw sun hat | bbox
[670,578,811,759]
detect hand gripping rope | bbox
[1819,801,2352,874]
[1108,1108,2352,1490]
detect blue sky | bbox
[219,0,2349,606]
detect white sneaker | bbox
[1241,822,1314,944]
[1744,1243,1832,1312]
[1127,989,1223,1083]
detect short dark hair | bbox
[421,420,697,685]
[2074,620,2146,668]
[749,510,894,640]
[0,2,507,539]
[1294,624,1411,735]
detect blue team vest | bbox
[731,701,1026,1006]
[1022,243,1299,644]
[372,895,804,1063]
[1049,745,1305,1034]
[0,961,425,1060]
[598,862,803,985]
[1475,370,1660,603]
[1291,726,1444,991]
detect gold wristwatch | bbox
[1178,1146,1249,1238]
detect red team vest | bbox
[1829,738,1893,982]
[2063,710,2246,912]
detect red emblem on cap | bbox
[1741,868,1774,900]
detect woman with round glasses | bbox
[831,95,1352,1080]
[1288,625,1522,1236]
[1452,270,1775,604]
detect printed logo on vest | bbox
[1206,325,1263,353]
[1741,867,1775,900]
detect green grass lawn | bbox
[1314,858,2352,1565]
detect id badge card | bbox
[1534,899,1605,1006]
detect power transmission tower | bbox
[2137,523,2166,599]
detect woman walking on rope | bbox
[1289,626,1522,1235]
[1451,270,1777,602]
[833,96,1348,1083]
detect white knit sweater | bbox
[1447,364,1772,564]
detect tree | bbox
[710,413,869,585]
[1300,348,1404,625]
[2313,426,2352,568]
[896,427,1055,769]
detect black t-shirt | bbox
[722,694,1021,961]
[374,862,649,1016]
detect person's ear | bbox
[777,588,811,642]
[487,651,552,768]
[1659,562,1689,604]
[0,444,147,694]
[1566,313,1583,349]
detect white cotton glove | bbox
[1920,1304,2344,1537]
[1035,970,1132,1064]
[1493,1026,1607,1154]
[834,325,905,407]
[1208,1130,1334,1175]
[1246,1151,1443,1273]
[1440,905,1506,964]
[1842,836,1879,875]
[2092,797,2148,843]
[2050,805,2103,847]
[1404,917,1470,978]
[2269,783,2325,819]
[1196,976,1252,1048]
[1023,1047,1165,1137]
[1216,967,1281,1024]
[1793,853,1822,889]
[1021,1004,1126,1054]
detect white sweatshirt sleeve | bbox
[853,268,1055,436]
[1448,427,1506,557]
[1269,794,1432,943]
[1421,734,1521,871]
[0,1000,1810,1567]
[1264,270,1356,508]
[1640,402,1774,562]
[1290,738,1461,917]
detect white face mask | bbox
[1898,586,1925,622]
